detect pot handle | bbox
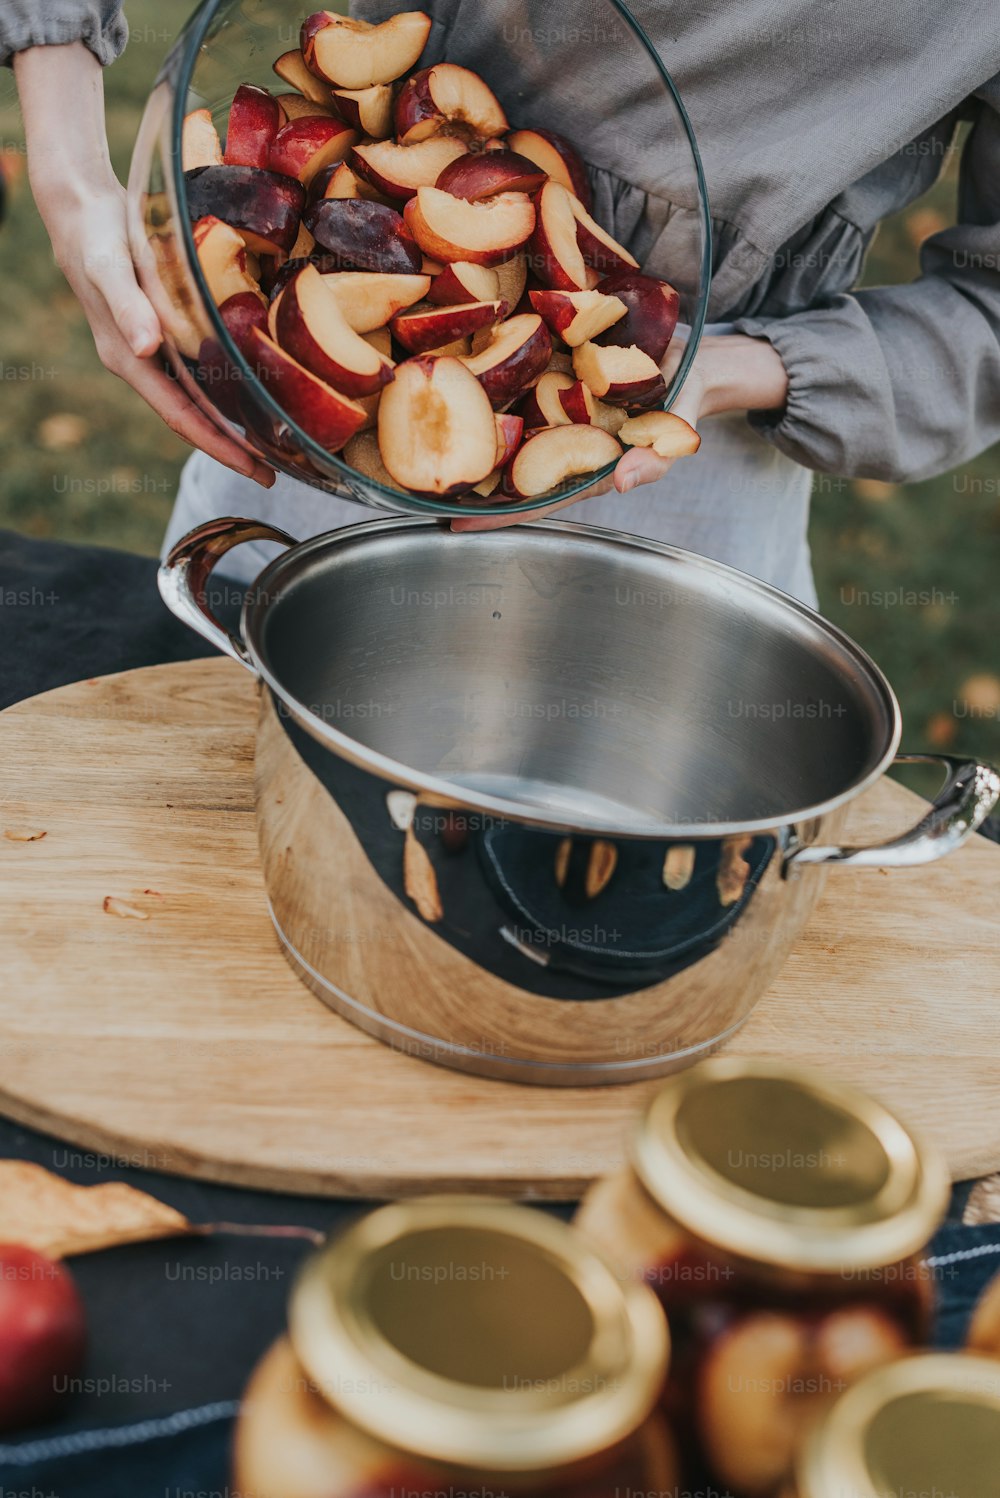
[785,753,1000,871]
[157,516,297,672]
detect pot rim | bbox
[242,517,903,839]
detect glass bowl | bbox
[128,0,711,517]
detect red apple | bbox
[184,165,306,259]
[390,298,504,355]
[494,412,524,467]
[573,340,666,407]
[506,127,592,209]
[351,137,468,202]
[273,49,336,107]
[329,83,394,139]
[182,108,223,171]
[404,187,535,266]
[377,355,498,494]
[0,1244,86,1432]
[394,64,508,145]
[248,326,368,449]
[594,270,680,363]
[192,214,262,305]
[529,287,627,346]
[343,428,399,487]
[570,195,638,275]
[426,261,500,306]
[225,84,283,170]
[321,270,430,332]
[460,312,552,407]
[504,424,622,497]
[435,149,547,201]
[304,198,423,274]
[274,263,394,397]
[301,11,432,89]
[528,181,595,291]
[268,116,356,186]
[618,410,700,457]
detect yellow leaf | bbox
[0,1161,192,1258]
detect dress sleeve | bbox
[733,76,1000,482]
[1,0,127,68]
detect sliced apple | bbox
[594,271,680,363]
[275,92,334,122]
[573,340,666,408]
[329,83,394,140]
[505,424,622,498]
[426,261,500,307]
[571,194,638,274]
[618,410,700,458]
[506,127,592,208]
[528,181,591,291]
[192,215,261,306]
[404,187,535,266]
[248,326,367,450]
[273,49,335,107]
[301,11,432,90]
[218,289,269,359]
[268,116,357,186]
[288,219,315,260]
[589,397,628,436]
[435,149,547,201]
[321,270,431,332]
[459,313,552,408]
[495,252,528,311]
[395,64,508,145]
[309,160,390,205]
[351,137,468,202]
[471,469,503,498]
[362,326,393,359]
[305,199,423,274]
[494,412,524,467]
[515,370,575,429]
[557,378,599,425]
[377,355,497,494]
[426,336,473,357]
[225,84,283,170]
[529,288,626,346]
[344,429,398,486]
[182,109,223,171]
[274,263,394,398]
[184,166,306,259]
[390,298,504,355]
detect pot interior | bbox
[247,522,898,831]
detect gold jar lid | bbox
[799,1352,1000,1498]
[289,1196,669,1472]
[631,1058,949,1273]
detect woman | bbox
[8,1,1000,605]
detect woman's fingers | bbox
[614,447,675,491]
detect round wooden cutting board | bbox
[0,659,997,1198]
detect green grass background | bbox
[1,0,997,765]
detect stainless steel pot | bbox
[160,517,999,1085]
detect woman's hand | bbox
[14,43,275,488]
[449,333,789,532]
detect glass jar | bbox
[798,1352,1000,1498]
[575,1058,950,1498]
[235,1196,676,1498]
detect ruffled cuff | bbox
[1,0,127,67]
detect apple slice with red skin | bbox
[494,412,524,467]
[573,340,666,408]
[594,271,680,363]
[424,334,473,357]
[321,271,430,332]
[528,181,592,291]
[515,370,576,429]
[504,424,622,498]
[249,326,368,449]
[619,410,700,458]
[274,263,394,397]
[506,128,592,209]
[390,298,504,355]
[192,215,262,305]
[377,355,498,494]
[273,49,335,107]
[225,84,283,170]
[435,149,547,202]
[218,289,269,359]
[459,313,552,408]
[288,220,315,260]
[305,198,423,274]
[185,166,306,259]
[301,11,432,90]
[395,64,508,145]
[404,187,535,266]
[329,84,394,139]
[529,287,627,346]
[269,116,357,186]
[494,252,528,311]
[426,261,500,307]
[309,161,390,206]
[344,429,399,487]
[182,109,223,171]
[362,326,393,360]
[275,93,334,122]
[351,138,468,202]
[568,195,638,275]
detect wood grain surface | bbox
[0,658,997,1200]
